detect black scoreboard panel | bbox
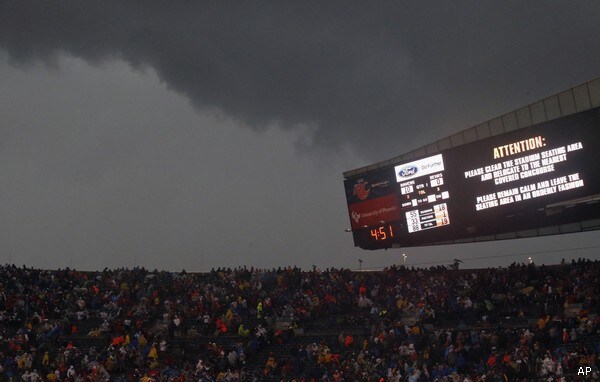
[345,107,600,249]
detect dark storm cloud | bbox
[2,1,600,160]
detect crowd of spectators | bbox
[0,258,598,382]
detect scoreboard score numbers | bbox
[344,107,600,250]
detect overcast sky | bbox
[1,1,600,271]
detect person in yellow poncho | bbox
[238,323,250,338]
[148,343,158,360]
[256,301,263,318]
[17,353,27,369]
[139,334,147,348]
[42,351,50,366]
[225,308,234,325]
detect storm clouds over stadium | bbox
[1,1,600,271]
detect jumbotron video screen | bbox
[344,107,600,249]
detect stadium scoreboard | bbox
[344,107,600,249]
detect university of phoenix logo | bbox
[353,180,370,200]
[351,211,361,224]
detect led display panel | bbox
[345,107,600,249]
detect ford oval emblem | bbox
[399,166,418,177]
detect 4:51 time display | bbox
[370,224,395,241]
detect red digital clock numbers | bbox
[370,225,395,241]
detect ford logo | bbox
[398,166,418,177]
